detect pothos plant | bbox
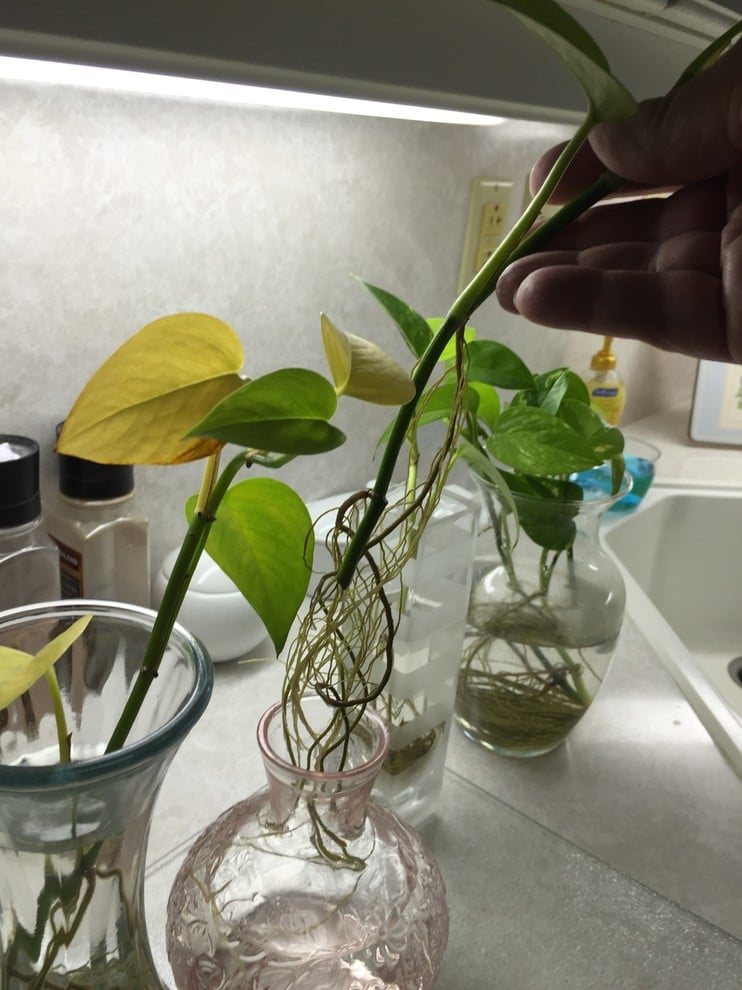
[278,8,742,784]
[362,277,631,755]
[0,0,738,942]
[0,311,417,742]
[314,277,626,776]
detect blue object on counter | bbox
[572,436,660,514]
[609,455,656,513]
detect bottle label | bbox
[52,537,84,597]
[588,385,626,426]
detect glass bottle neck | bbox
[258,701,388,835]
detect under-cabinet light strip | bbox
[0,55,506,126]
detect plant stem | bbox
[195,448,221,515]
[504,167,625,269]
[105,450,246,754]
[461,114,596,317]
[336,314,459,586]
[398,440,419,615]
[336,117,604,587]
[44,667,70,764]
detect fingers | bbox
[530,176,726,253]
[529,141,605,203]
[721,176,742,363]
[530,39,742,203]
[497,172,730,361]
[496,228,721,312]
[590,38,742,186]
[497,267,728,361]
[528,196,666,251]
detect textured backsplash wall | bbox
[1,78,697,572]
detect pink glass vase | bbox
[166,697,449,990]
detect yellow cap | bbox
[590,336,617,371]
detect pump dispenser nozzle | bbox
[591,336,617,372]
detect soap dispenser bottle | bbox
[0,434,61,610]
[46,427,150,606]
[581,336,626,426]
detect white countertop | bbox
[625,403,742,489]
[146,625,742,990]
[143,403,742,989]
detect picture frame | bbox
[689,360,742,446]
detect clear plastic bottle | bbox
[0,435,61,610]
[46,428,150,607]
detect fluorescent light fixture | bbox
[0,55,506,126]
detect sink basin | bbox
[604,484,742,774]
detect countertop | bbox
[144,403,742,989]
[624,403,742,489]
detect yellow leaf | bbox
[320,313,415,406]
[0,615,92,710]
[58,313,245,465]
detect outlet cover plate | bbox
[458,178,513,293]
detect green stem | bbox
[505,167,625,270]
[44,666,70,763]
[520,643,583,705]
[490,495,522,592]
[398,442,419,614]
[462,114,597,316]
[6,840,100,972]
[246,451,296,469]
[105,450,246,754]
[476,503,592,706]
[336,313,462,586]
[336,117,604,588]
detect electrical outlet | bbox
[458,179,513,292]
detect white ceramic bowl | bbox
[153,549,267,663]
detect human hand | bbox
[496,39,742,363]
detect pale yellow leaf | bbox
[320,313,352,393]
[320,313,415,406]
[0,615,92,710]
[58,313,245,465]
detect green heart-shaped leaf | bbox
[534,369,571,415]
[558,397,606,436]
[470,382,501,432]
[486,0,637,120]
[515,492,578,551]
[189,368,345,454]
[466,340,535,390]
[489,405,601,475]
[514,368,589,414]
[187,479,313,653]
[501,471,583,549]
[360,279,433,359]
[559,399,624,464]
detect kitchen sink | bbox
[604,484,742,775]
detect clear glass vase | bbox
[455,466,629,757]
[166,697,449,990]
[0,600,213,990]
[372,484,477,826]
